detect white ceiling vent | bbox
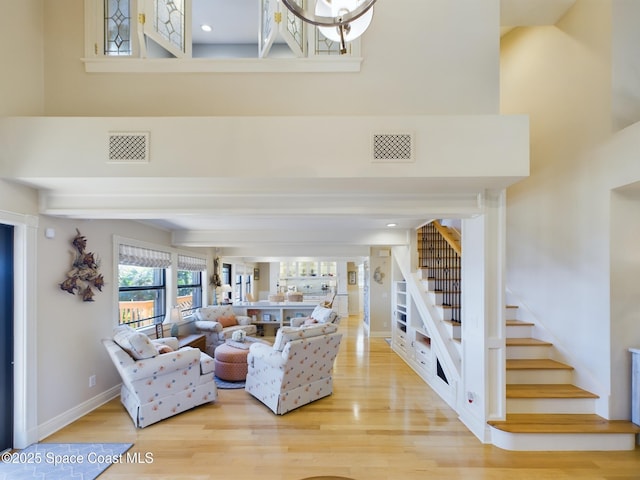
[108,132,150,163]
[372,133,414,163]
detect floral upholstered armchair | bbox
[289,304,340,328]
[103,326,217,428]
[193,305,257,356]
[245,322,342,414]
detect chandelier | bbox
[280,0,376,54]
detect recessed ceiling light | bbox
[386,223,398,227]
[201,24,212,32]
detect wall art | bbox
[59,229,104,302]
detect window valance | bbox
[118,244,172,268]
[178,254,207,272]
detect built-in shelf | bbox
[391,279,436,385]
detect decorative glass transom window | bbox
[85,0,364,73]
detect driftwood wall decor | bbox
[59,229,104,302]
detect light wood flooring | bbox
[45,315,640,479]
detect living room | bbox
[2,0,640,473]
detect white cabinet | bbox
[391,280,434,381]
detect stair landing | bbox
[488,414,640,451]
[489,413,640,434]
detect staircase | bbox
[415,220,640,451]
[488,307,640,450]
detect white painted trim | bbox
[37,386,121,441]
[489,427,636,451]
[82,57,362,73]
[0,211,39,449]
[458,409,491,443]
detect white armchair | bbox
[103,326,217,428]
[289,304,340,327]
[245,322,342,414]
[193,305,257,356]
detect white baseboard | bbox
[37,385,121,441]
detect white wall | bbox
[42,0,500,116]
[368,247,391,337]
[0,0,44,116]
[610,187,640,418]
[0,116,528,183]
[596,122,640,418]
[34,215,207,434]
[501,0,616,414]
[612,0,640,131]
[0,181,38,217]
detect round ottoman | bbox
[214,343,250,381]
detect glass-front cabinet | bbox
[278,261,337,296]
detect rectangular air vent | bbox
[108,132,150,163]
[372,133,414,163]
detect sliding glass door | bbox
[0,224,14,451]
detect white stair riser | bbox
[506,345,553,359]
[428,291,461,306]
[489,429,637,451]
[438,306,452,321]
[422,268,460,280]
[423,279,460,292]
[505,307,518,321]
[442,321,461,337]
[505,325,533,338]
[507,397,596,414]
[506,369,574,384]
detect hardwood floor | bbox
[45,315,640,479]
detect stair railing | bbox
[418,221,461,323]
[392,245,462,381]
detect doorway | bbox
[0,224,14,451]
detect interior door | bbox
[0,224,14,452]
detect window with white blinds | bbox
[118,244,172,268]
[177,255,206,315]
[177,254,207,272]
[116,238,208,330]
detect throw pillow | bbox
[310,305,333,323]
[156,344,174,354]
[128,332,158,359]
[272,327,296,352]
[218,315,237,328]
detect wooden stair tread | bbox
[506,338,552,347]
[506,319,534,327]
[506,384,599,399]
[488,414,640,434]
[506,358,572,370]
